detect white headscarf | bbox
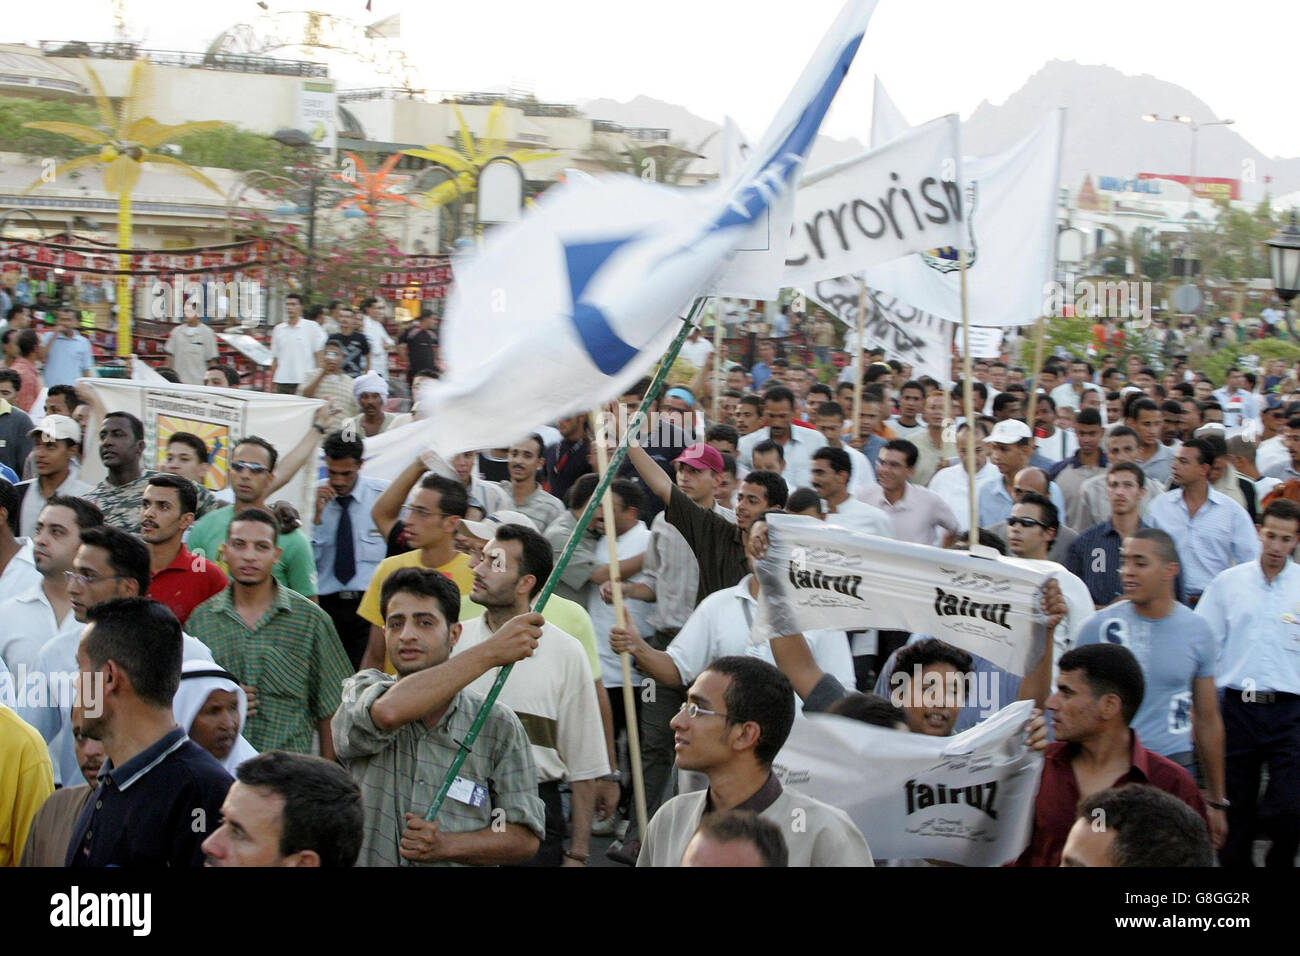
[173,658,259,774]
[353,370,389,402]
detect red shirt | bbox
[1014,731,1207,867]
[148,543,228,626]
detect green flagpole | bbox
[425,297,707,821]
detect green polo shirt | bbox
[187,581,351,754]
[186,505,319,597]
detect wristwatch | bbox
[1208,798,1231,811]
[312,422,326,433]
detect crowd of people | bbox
[0,293,1295,870]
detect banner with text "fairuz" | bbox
[773,700,1043,865]
[415,0,879,454]
[753,514,1049,677]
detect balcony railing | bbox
[40,41,328,78]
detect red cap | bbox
[673,442,724,474]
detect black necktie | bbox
[334,495,356,585]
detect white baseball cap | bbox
[984,419,1033,445]
[460,510,537,541]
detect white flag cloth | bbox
[753,514,1049,676]
[773,700,1043,865]
[955,326,1005,359]
[810,277,953,385]
[416,0,878,454]
[861,107,1065,328]
[870,75,910,149]
[783,115,963,287]
[77,379,323,524]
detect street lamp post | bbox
[1265,210,1300,343]
[1141,113,1235,217]
[272,127,320,304]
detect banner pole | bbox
[425,298,705,822]
[589,410,649,841]
[959,250,978,548]
[852,279,868,444]
[712,299,725,423]
[1024,316,1047,436]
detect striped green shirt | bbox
[333,671,545,867]
[187,582,351,754]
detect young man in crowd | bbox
[14,415,90,538]
[333,567,545,866]
[84,411,152,534]
[142,473,228,625]
[1065,462,1150,609]
[501,435,565,532]
[857,439,958,545]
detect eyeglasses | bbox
[1006,516,1048,530]
[65,571,128,586]
[230,462,270,475]
[678,701,740,722]
[401,505,450,520]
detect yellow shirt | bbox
[1,704,54,867]
[459,593,601,682]
[358,550,474,675]
[358,550,474,627]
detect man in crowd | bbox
[327,306,370,377]
[908,391,955,486]
[1015,643,1207,867]
[15,415,90,538]
[987,468,1078,563]
[67,598,233,867]
[1196,499,1300,868]
[202,751,365,867]
[1066,462,1149,608]
[312,432,389,669]
[162,432,224,519]
[187,508,351,757]
[186,437,318,598]
[858,439,958,545]
[543,414,592,505]
[1075,528,1227,848]
[453,524,609,866]
[681,809,789,867]
[359,474,473,671]
[358,297,395,385]
[269,293,326,394]
[334,567,546,866]
[84,411,153,534]
[887,380,926,436]
[1061,784,1214,867]
[298,339,360,432]
[165,309,220,386]
[1212,367,1257,428]
[1147,438,1259,604]
[41,307,94,388]
[142,473,228,625]
[813,401,872,493]
[349,371,399,438]
[810,446,891,536]
[637,656,873,867]
[1069,426,1160,531]
[401,308,440,385]
[1047,407,1107,516]
[978,419,1066,527]
[737,386,824,490]
[17,715,99,866]
[1128,398,1174,486]
[928,419,999,539]
[0,697,52,867]
[502,435,565,532]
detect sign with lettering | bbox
[754,514,1049,676]
[773,700,1043,865]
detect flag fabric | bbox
[870,75,910,148]
[783,115,963,287]
[416,0,879,454]
[861,106,1065,328]
[753,514,1050,677]
[810,277,953,385]
[772,700,1043,865]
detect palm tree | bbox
[402,101,557,239]
[22,59,226,355]
[586,132,715,185]
[331,151,420,220]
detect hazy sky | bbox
[9,0,1295,156]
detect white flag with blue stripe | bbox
[416,0,878,454]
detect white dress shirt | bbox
[363,316,395,381]
[738,424,826,490]
[270,318,327,384]
[823,495,894,538]
[0,538,41,605]
[927,461,1000,536]
[1147,486,1261,595]
[1197,559,1300,694]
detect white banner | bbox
[297,80,337,151]
[78,380,324,523]
[863,100,1065,328]
[810,276,953,385]
[773,700,1043,865]
[955,326,1004,359]
[753,514,1049,676]
[783,115,963,288]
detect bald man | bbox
[987,468,1078,563]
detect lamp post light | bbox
[1141,113,1235,218]
[1266,210,1300,343]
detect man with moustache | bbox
[142,474,228,626]
[84,411,154,534]
[333,567,545,866]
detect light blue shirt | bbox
[1211,388,1258,428]
[312,474,390,594]
[1147,486,1260,595]
[1196,559,1300,695]
[976,477,1066,528]
[42,331,94,386]
[1076,601,1216,758]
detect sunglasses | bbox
[1006,516,1048,530]
[230,462,270,475]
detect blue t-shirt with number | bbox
[1075,601,1215,758]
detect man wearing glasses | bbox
[636,655,873,867]
[357,475,472,672]
[186,437,318,599]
